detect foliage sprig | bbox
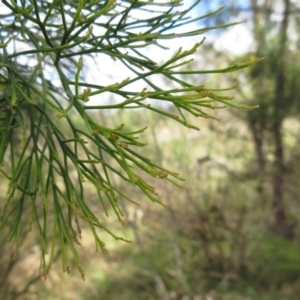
[0,0,258,278]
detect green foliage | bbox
[0,0,259,277]
[2,108,300,299]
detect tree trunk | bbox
[270,0,290,230]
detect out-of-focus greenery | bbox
[1,0,300,299]
[1,108,300,300]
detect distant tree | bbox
[200,0,300,235]
[0,0,258,278]
[248,0,300,236]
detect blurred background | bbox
[1,0,300,299]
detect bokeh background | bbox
[1,0,300,299]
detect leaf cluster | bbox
[0,0,258,277]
